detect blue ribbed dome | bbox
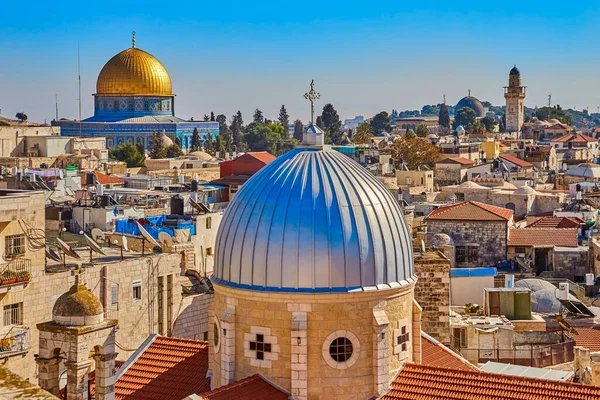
[510,66,520,75]
[213,147,415,293]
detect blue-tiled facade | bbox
[53,94,219,150]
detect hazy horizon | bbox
[1,1,599,124]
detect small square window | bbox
[206,217,212,230]
[3,303,22,325]
[250,342,256,351]
[264,343,271,352]
[256,334,263,342]
[132,279,142,301]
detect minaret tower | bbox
[504,65,526,133]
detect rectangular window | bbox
[452,328,468,348]
[111,283,118,306]
[397,326,410,352]
[132,279,142,301]
[206,217,212,230]
[3,303,22,326]
[5,235,25,256]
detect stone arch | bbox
[505,202,516,211]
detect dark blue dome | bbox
[455,96,485,117]
[510,66,520,75]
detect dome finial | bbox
[304,79,320,125]
[132,31,136,48]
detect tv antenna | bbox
[443,94,446,104]
[548,94,552,107]
[78,44,82,135]
[55,94,59,121]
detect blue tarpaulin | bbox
[450,267,497,278]
[115,215,195,239]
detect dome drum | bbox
[213,147,415,293]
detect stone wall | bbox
[427,220,507,267]
[414,252,450,344]
[172,293,213,340]
[209,283,416,400]
[3,252,185,381]
[552,247,589,280]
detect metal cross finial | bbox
[468,89,471,97]
[304,80,320,125]
[132,31,136,48]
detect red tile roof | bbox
[436,157,475,165]
[95,171,126,185]
[115,336,210,400]
[199,374,289,400]
[244,151,277,164]
[571,326,600,352]
[525,216,584,229]
[421,334,478,372]
[508,228,578,247]
[551,132,596,143]
[382,363,600,400]
[427,201,513,222]
[499,153,534,168]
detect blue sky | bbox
[1,1,600,123]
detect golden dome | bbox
[96,47,173,96]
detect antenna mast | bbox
[78,44,82,135]
[548,94,552,107]
[55,94,59,121]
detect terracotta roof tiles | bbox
[95,171,126,185]
[525,216,584,229]
[508,228,578,247]
[199,374,289,400]
[499,153,534,168]
[436,157,475,165]
[382,363,600,400]
[571,327,600,352]
[427,201,513,222]
[115,336,210,400]
[421,333,478,372]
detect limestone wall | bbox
[172,293,213,340]
[413,252,450,344]
[3,252,184,381]
[427,220,507,267]
[552,247,589,280]
[209,283,416,400]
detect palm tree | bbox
[353,123,372,144]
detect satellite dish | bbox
[135,221,160,248]
[158,232,173,247]
[84,233,106,256]
[56,237,81,259]
[46,246,62,263]
[91,228,105,243]
[121,235,129,252]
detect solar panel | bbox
[559,299,595,317]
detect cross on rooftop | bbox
[249,334,271,360]
[304,80,320,125]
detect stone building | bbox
[208,120,420,399]
[503,66,526,133]
[434,157,474,185]
[426,201,514,268]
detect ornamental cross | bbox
[304,80,320,125]
[132,31,136,48]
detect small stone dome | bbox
[52,284,104,326]
[514,186,539,195]
[455,96,485,117]
[160,132,174,147]
[189,150,213,161]
[430,233,454,247]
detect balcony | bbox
[0,326,30,358]
[0,259,31,293]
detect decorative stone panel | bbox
[244,326,279,369]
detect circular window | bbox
[322,330,360,369]
[329,337,353,362]
[213,317,221,353]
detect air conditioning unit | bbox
[557,282,570,300]
[505,274,514,288]
[586,273,595,286]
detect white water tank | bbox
[505,274,514,288]
[557,282,570,300]
[586,273,595,286]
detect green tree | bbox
[391,137,441,170]
[438,103,450,129]
[216,114,227,125]
[191,128,202,151]
[210,112,215,122]
[320,104,342,144]
[416,123,430,137]
[405,130,417,139]
[316,116,323,128]
[453,107,477,131]
[253,109,264,124]
[165,144,184,158]
[203,114,210,121]
[471,121,486,135]
[293,119,304,142]
[174,136,181,147]
[215,135,226,156]
[236,111,244,128]
[278,105,290,137]
[370,111,391,133]
[203,132,214,155]
[109,142,145,167]
[480,115,497,132]
[15,112,28,122]
[535,106,571,125]
[353,123,372,144]
[149,131,166,159]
